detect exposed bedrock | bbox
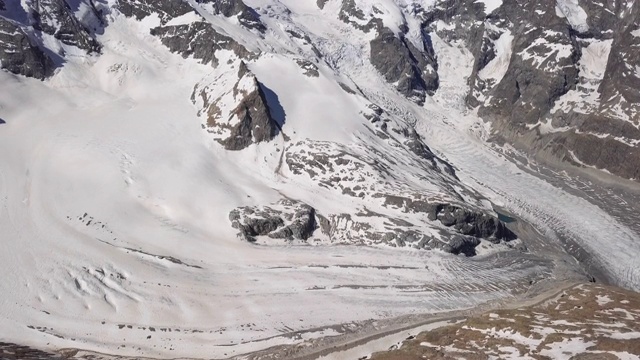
[229,197,517,257]
[370,27,439,104]
[0,17,54,79]
[192,62,282,150]
[31,0,101,53]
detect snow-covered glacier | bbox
[0,0,639,358]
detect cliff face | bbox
[339,0,640,180]
[31,0,101,53]
[193,62,282,151]
[319,0,640,181]
[0,16,54,79]
[459,0,640,180]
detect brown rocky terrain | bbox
[371,283,640,360]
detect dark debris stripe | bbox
[0,342,63,360]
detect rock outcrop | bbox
[434,204,516,242]
[382,195,516,243]
[230,197,517,256]
[0,17,54,79]
[117,0,194,24]
[230,199,321,242]
[31,0,101,53]
[339,0,379,32]
[370,27,439,104]
[151,22,250,67]
[316,0,328,10]
[335,0,440,104]
[192,62,281,150]
[420,0,640,180]
[197,0,265,32]
[0,0,102,79]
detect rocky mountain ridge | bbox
[2,0,638,180]
[335,0,640,180]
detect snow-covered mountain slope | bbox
[0,0,639,358]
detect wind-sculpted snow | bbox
[0,0,639,359]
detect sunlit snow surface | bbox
[0,1,639,358]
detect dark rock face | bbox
[31,0,101,53]
[564,1,640,180]
[559,121,640,180]
[0,0,102,78]
[473,0,580,126]
[232,215,284,242]
[295,59,319,77]
[423,0,640,181]
[446,236,481,256]
[370,27,439,104]
[0,0,102,79]
[0,17,54,79]
[198,0,244,16]
[599,2,640,107]
[358,105,457,179]
[196,0,265,32]
[435,204,516,243]
[402,128,457,177]
[117,0,194,24]
[316,0,328,10]
[230,199,320,242]
[231,196,517,257]
[0,341,64,359]
[193,63,281,150]
[151,22,250,67]
[382,195,516,243]
[222,78,281,150]
[269,205,318,241]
